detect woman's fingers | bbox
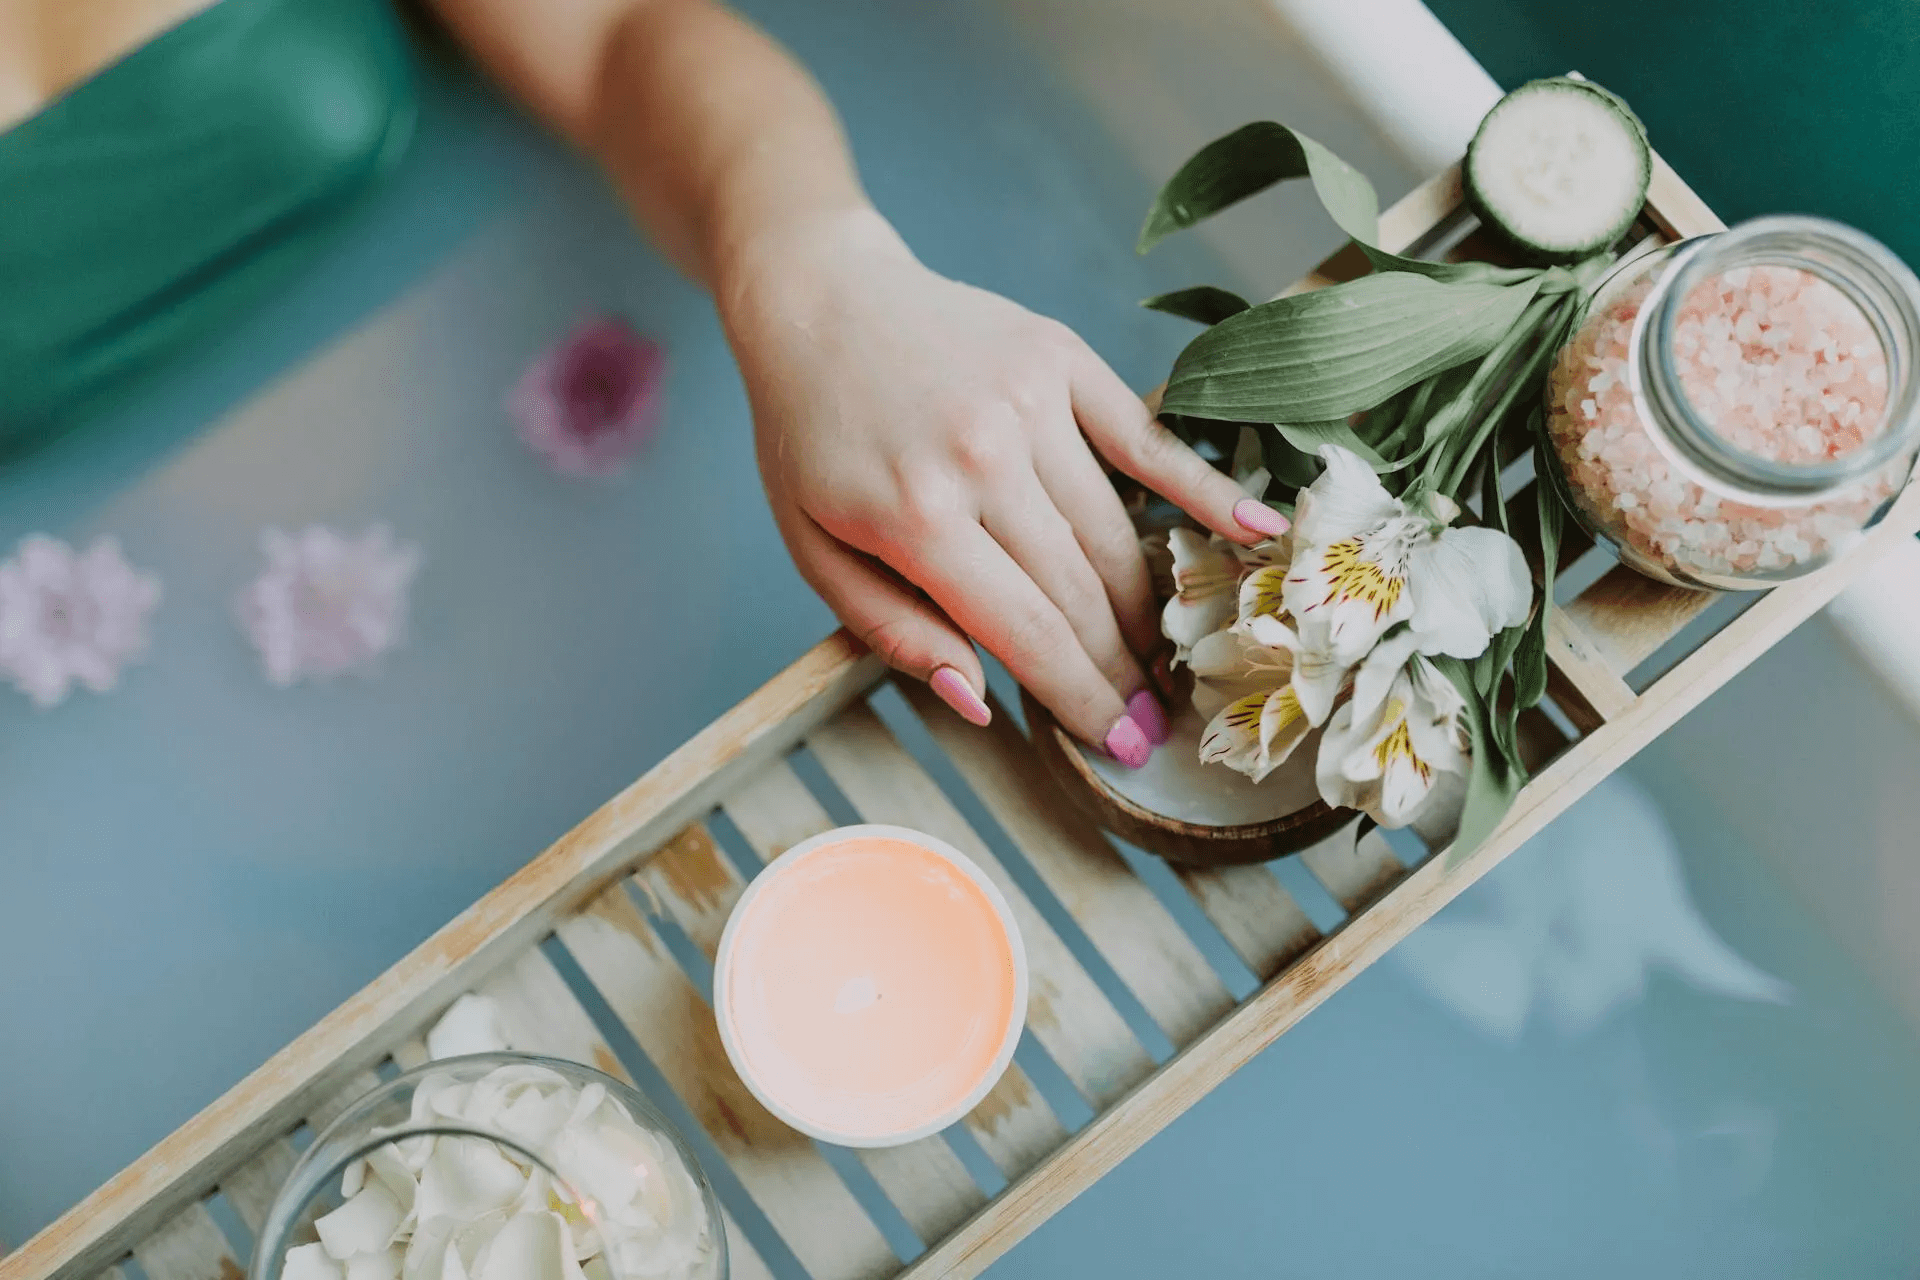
[900,520,1156,765]
[777,504,993,726]
[980,475,1161,741]
[1031,425,1162,659]
[1068,341,1291,546]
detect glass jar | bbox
[1541,215,1920,589]
[252,1054,727,1280]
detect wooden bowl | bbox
[1020,687,1355,868]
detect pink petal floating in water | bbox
[0,534,162,709]
[509,316,666,478]
[236,524,421,687]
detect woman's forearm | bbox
[431,0,887,293]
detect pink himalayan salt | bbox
[1545,263,1898,582]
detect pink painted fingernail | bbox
[1127,688,1170,745]
[1104,714,1152,769]
[1233,499,1290,538]
[930,666,991,726]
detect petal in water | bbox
[236,525,421,687]
[511,317,666,479]
[0,534,161,709]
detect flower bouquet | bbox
[1032,80,1655,867]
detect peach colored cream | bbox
[720,834,1020,1142]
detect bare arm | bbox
[428,0,1285,760]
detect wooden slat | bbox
[1545,607,1638,720]
[1563,565,1720,677]
[389,1038,431,1072]
[897,679,1233,1046]
[129,1207,237,1280]
[807,705,1155,1109]
[723,761,1069,1184]
[473,945,627,1079]
[1171,865,1321,983]
[640,822,988,1246]
[1643,149,1728,240]
[219,1139,299,1236]
[1299,829,1404,915]
[303,1070,381,1138]
[5,634,886,1280]
[892,481,1920,1280]
[1379,163,1465,252]
[558,884,898,1280]
[723,1215,777,1280]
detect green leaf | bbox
[1160,272,1541,424]
[1430,288,1572,497]
[1142,286,1253,326]
[1139,122,1380,253]
[1432,656,1527,869]
[1513,463,1565,711]
[1259,428,1322,491]
[1274,420,1392,471]
[1357,244,1543,284]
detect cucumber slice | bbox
[1465,77,1650,263]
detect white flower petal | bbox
[1162,529,1247,660]
[1292,445,1403,547]
[317,1185,405,1261]
[286,1243,347,1280]
[1316,657,1468,827]
[1235,565,1289,627]
[402,1219,461,1280]
[1284,523,1420,665]
[415,1138,529,1225]
[1189,628,1291,720]
[427,995,510,1061]
[1285,645,1349,728]
[1198,683,1309,783]
[1349,628,1421,727]
[1407,525,1532,659]
[474,1212,586,1280]
[346,1251,402,1280]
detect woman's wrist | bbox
[711,205,916,333]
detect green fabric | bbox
[0,0,417,456]
[1426,1,1920,264]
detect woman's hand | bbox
[721,210,1290,763]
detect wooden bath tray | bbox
[9,151,1918,1280]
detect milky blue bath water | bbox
[1,3,1915,1274]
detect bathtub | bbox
[3,1,1918,1275]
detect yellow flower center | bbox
[1372,700,1433,783]
[1240,565,1288,621]
[1311,537,1406,621]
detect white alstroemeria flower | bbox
[1162,528,1289,660]
[1316,631,1469,828]
[1229,564,1350,728]
[1190,626,1310,783]
[1283,445,1530,671]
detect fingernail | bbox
[929,666,991,726]
[1234,498,1290,538]
[1104,714,1152,769]
[1127,688,1170,746]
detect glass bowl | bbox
[250,1053,727,1280]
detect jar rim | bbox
[1626,215,1920,505]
